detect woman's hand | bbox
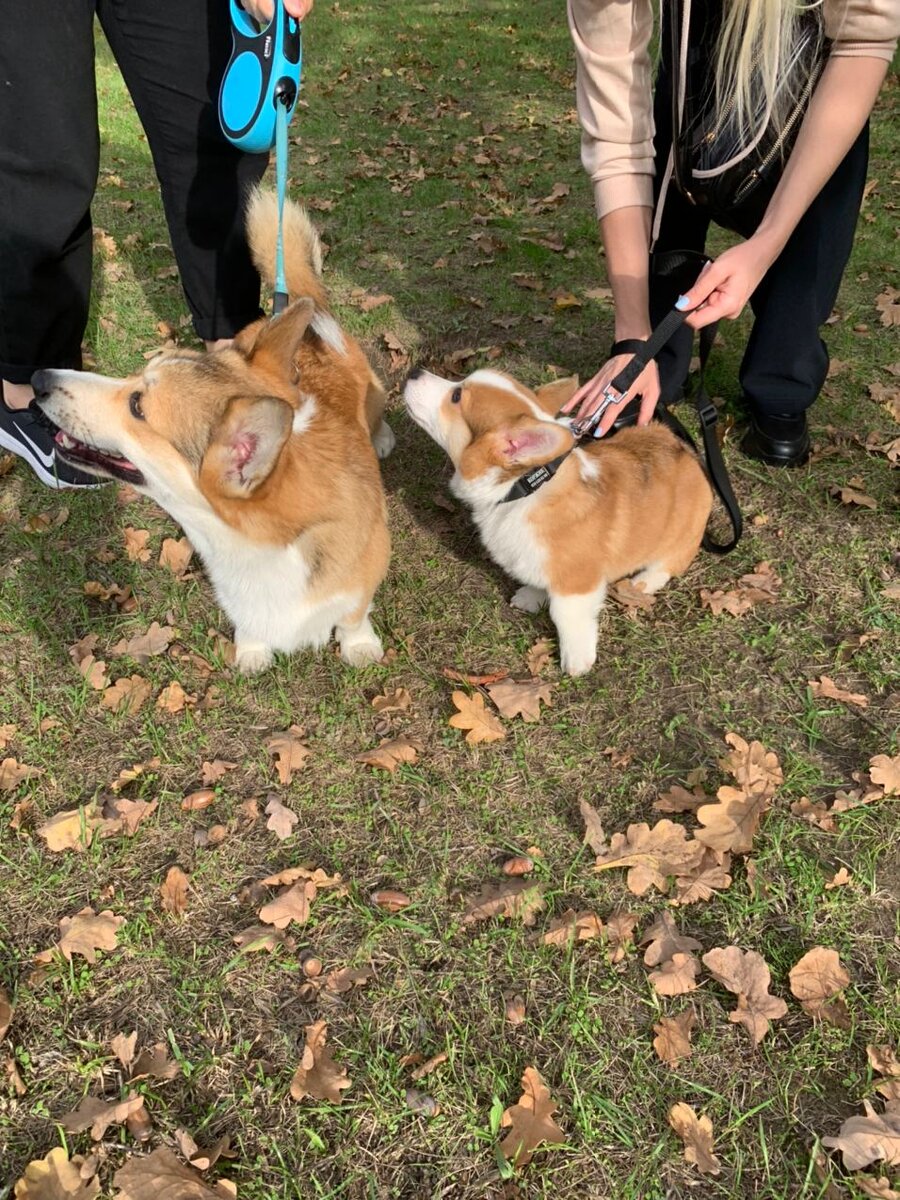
[677,234,780,329]
[561,355,661,437]
[241,0,314,24]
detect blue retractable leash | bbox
[219,0,303,314]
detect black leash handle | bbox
[606,301,743,555]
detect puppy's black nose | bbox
[31,369,53,399]
[406,367,424,381]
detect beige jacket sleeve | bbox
[569,0,899,222]
[567,0,656,219]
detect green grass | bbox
[1,3,899,1197]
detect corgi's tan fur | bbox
[404,368,712,676]
[34,189,393,673]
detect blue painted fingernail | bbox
[675,295,690,311]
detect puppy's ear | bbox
[492,417,575,470]
[201,395,292,498]
[533,375,580,414]
[239,297,315,376]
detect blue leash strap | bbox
[273,96,290,316]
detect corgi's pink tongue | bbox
[55,429,137,471]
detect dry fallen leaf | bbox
[654,784,710,813]
[485,677,553,723]
[123,526,151,562]
[702,946,787,1045]
[371,888,411,913]
[371,687,412,714]
[809,675,869,708]
[788,946,851,1026]
[653,1010,696,1068]
[720,733,783,792]
[869,753,900,796]
[259,880,316,929]
[825,866,852,890]
[668,1102,722,1175]
[290,1020,351,1103]
[828,483,878,510]
[579,798,607,855]
[61,1091,146,1140]
[0,758,42,792]
[110,1031,138,1071]
[200,759,238,786]
[823,1101,900,1172]
[868,1044,900,1104]
[526,639,554,675]
[37,803,102,852]
[58,908,125,964]
[641,911,703,966]
[700,561,782,616]
[159,866,190,915]
[541,909,604,947]
[448,690,506,744]
[505,993,527,1026]
[648,951,701,997]
[266,725,311,784]
[854,1176,900,1199]
[130,1042,180,1081]
[499,1066,566,1168]
[606,910,639,963]
[672,846,733,905]
[12,1146,100,1200]
[355,734,422,773]
[265,795,298,840]
[0,986,12,1040]
[231,925,291,953]
[501,855,535,877]
[593,820,705,896]
[159,536,193,575]
[112,1145,228,1199]
[111,621,174,663]
[694,783,772,855]
[99,796,158,839]
[101,675,152,715]
[462,879,545,926]
[156,681,196,714]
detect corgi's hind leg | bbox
[549,584,607,677]
[631,562,671,595]
[365,373,395,459]
[511,585,547,613]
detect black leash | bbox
[500,258,743,554]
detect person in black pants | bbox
[0,0,309,489]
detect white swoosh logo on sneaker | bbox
[17,425,56,469]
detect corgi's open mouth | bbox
[54,430,145,486]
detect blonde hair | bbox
[713,0,824,141]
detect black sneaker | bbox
[0,388,100,489]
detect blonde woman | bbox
[564,0,898,466]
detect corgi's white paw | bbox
[511,585,547,614]
[560,645,597,677]
[341,636,384,667]
[235,643,274,674]
[631,563,671,595]
[372,420,396,460]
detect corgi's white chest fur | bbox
[452,475,548,590]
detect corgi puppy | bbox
[403,368,712,676]
[33,190,394,674]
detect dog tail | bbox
[246,187,328,308]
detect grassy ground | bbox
[1,3,899,1197]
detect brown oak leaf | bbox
[462,879,545,926]
[822,1101,900,1172]
[579,798,607,854]
[0,758,42,791]
[541,909,604,947]
[159,536,193,575]
[719,732,783,793]
[355,734,422,773]
[130,1043,181,1081]
[111,622,173,663]
[695,784,771,855]
[672,847,732,905]
[499,1066,566,1168]
[0,985,11,1040]
[486,677,553,722]
[200,759,238,785]
[290,1020,351,1103]
[112,1146,227,1199]
[808,675,869,708]
[448,690,506,744]
[258,880,316,929]
[606,910,639,963]
[156,681,196,714]
[265,795,298,840]
[525,638,554,675]
[101,675,151,715]
[371,687,412,714]
[38,804,102,852]
[648,952,701,997]
[12,1146,100,1200]
[788,946,851,1026]
[58,908,125,963]
[668,1102,721,1175]
[868,1044,900,1104]
[231,925,291,953]
[266,725,311,784]
[159,866,190,915]
[654,784,710,813]
[653,1010,696,1068]
[869,753,900,796]
[702,946,787,1045]
[641,911,703,966]
[99,797,158,838]
[61,1091,146,1140]
[123,526,151,562]
[593,820,705,895]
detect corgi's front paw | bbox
[372,420,396,460]
[340,636,384,667]
[560,645,597,677]
[235,642,274,674]
[511,585,547,614]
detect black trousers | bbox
[649,55,869,416]
[0,0,268,384]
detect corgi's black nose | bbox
[406,367,424,381]
[31,369,53,399]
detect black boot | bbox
[740,410,811,468]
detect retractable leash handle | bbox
[219,0,303,315]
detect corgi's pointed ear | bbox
[200,395,292,498]
[493,417,575,470]
[238,297,316,375]
[534,375,580,414]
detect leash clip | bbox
[572,388,625,438]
